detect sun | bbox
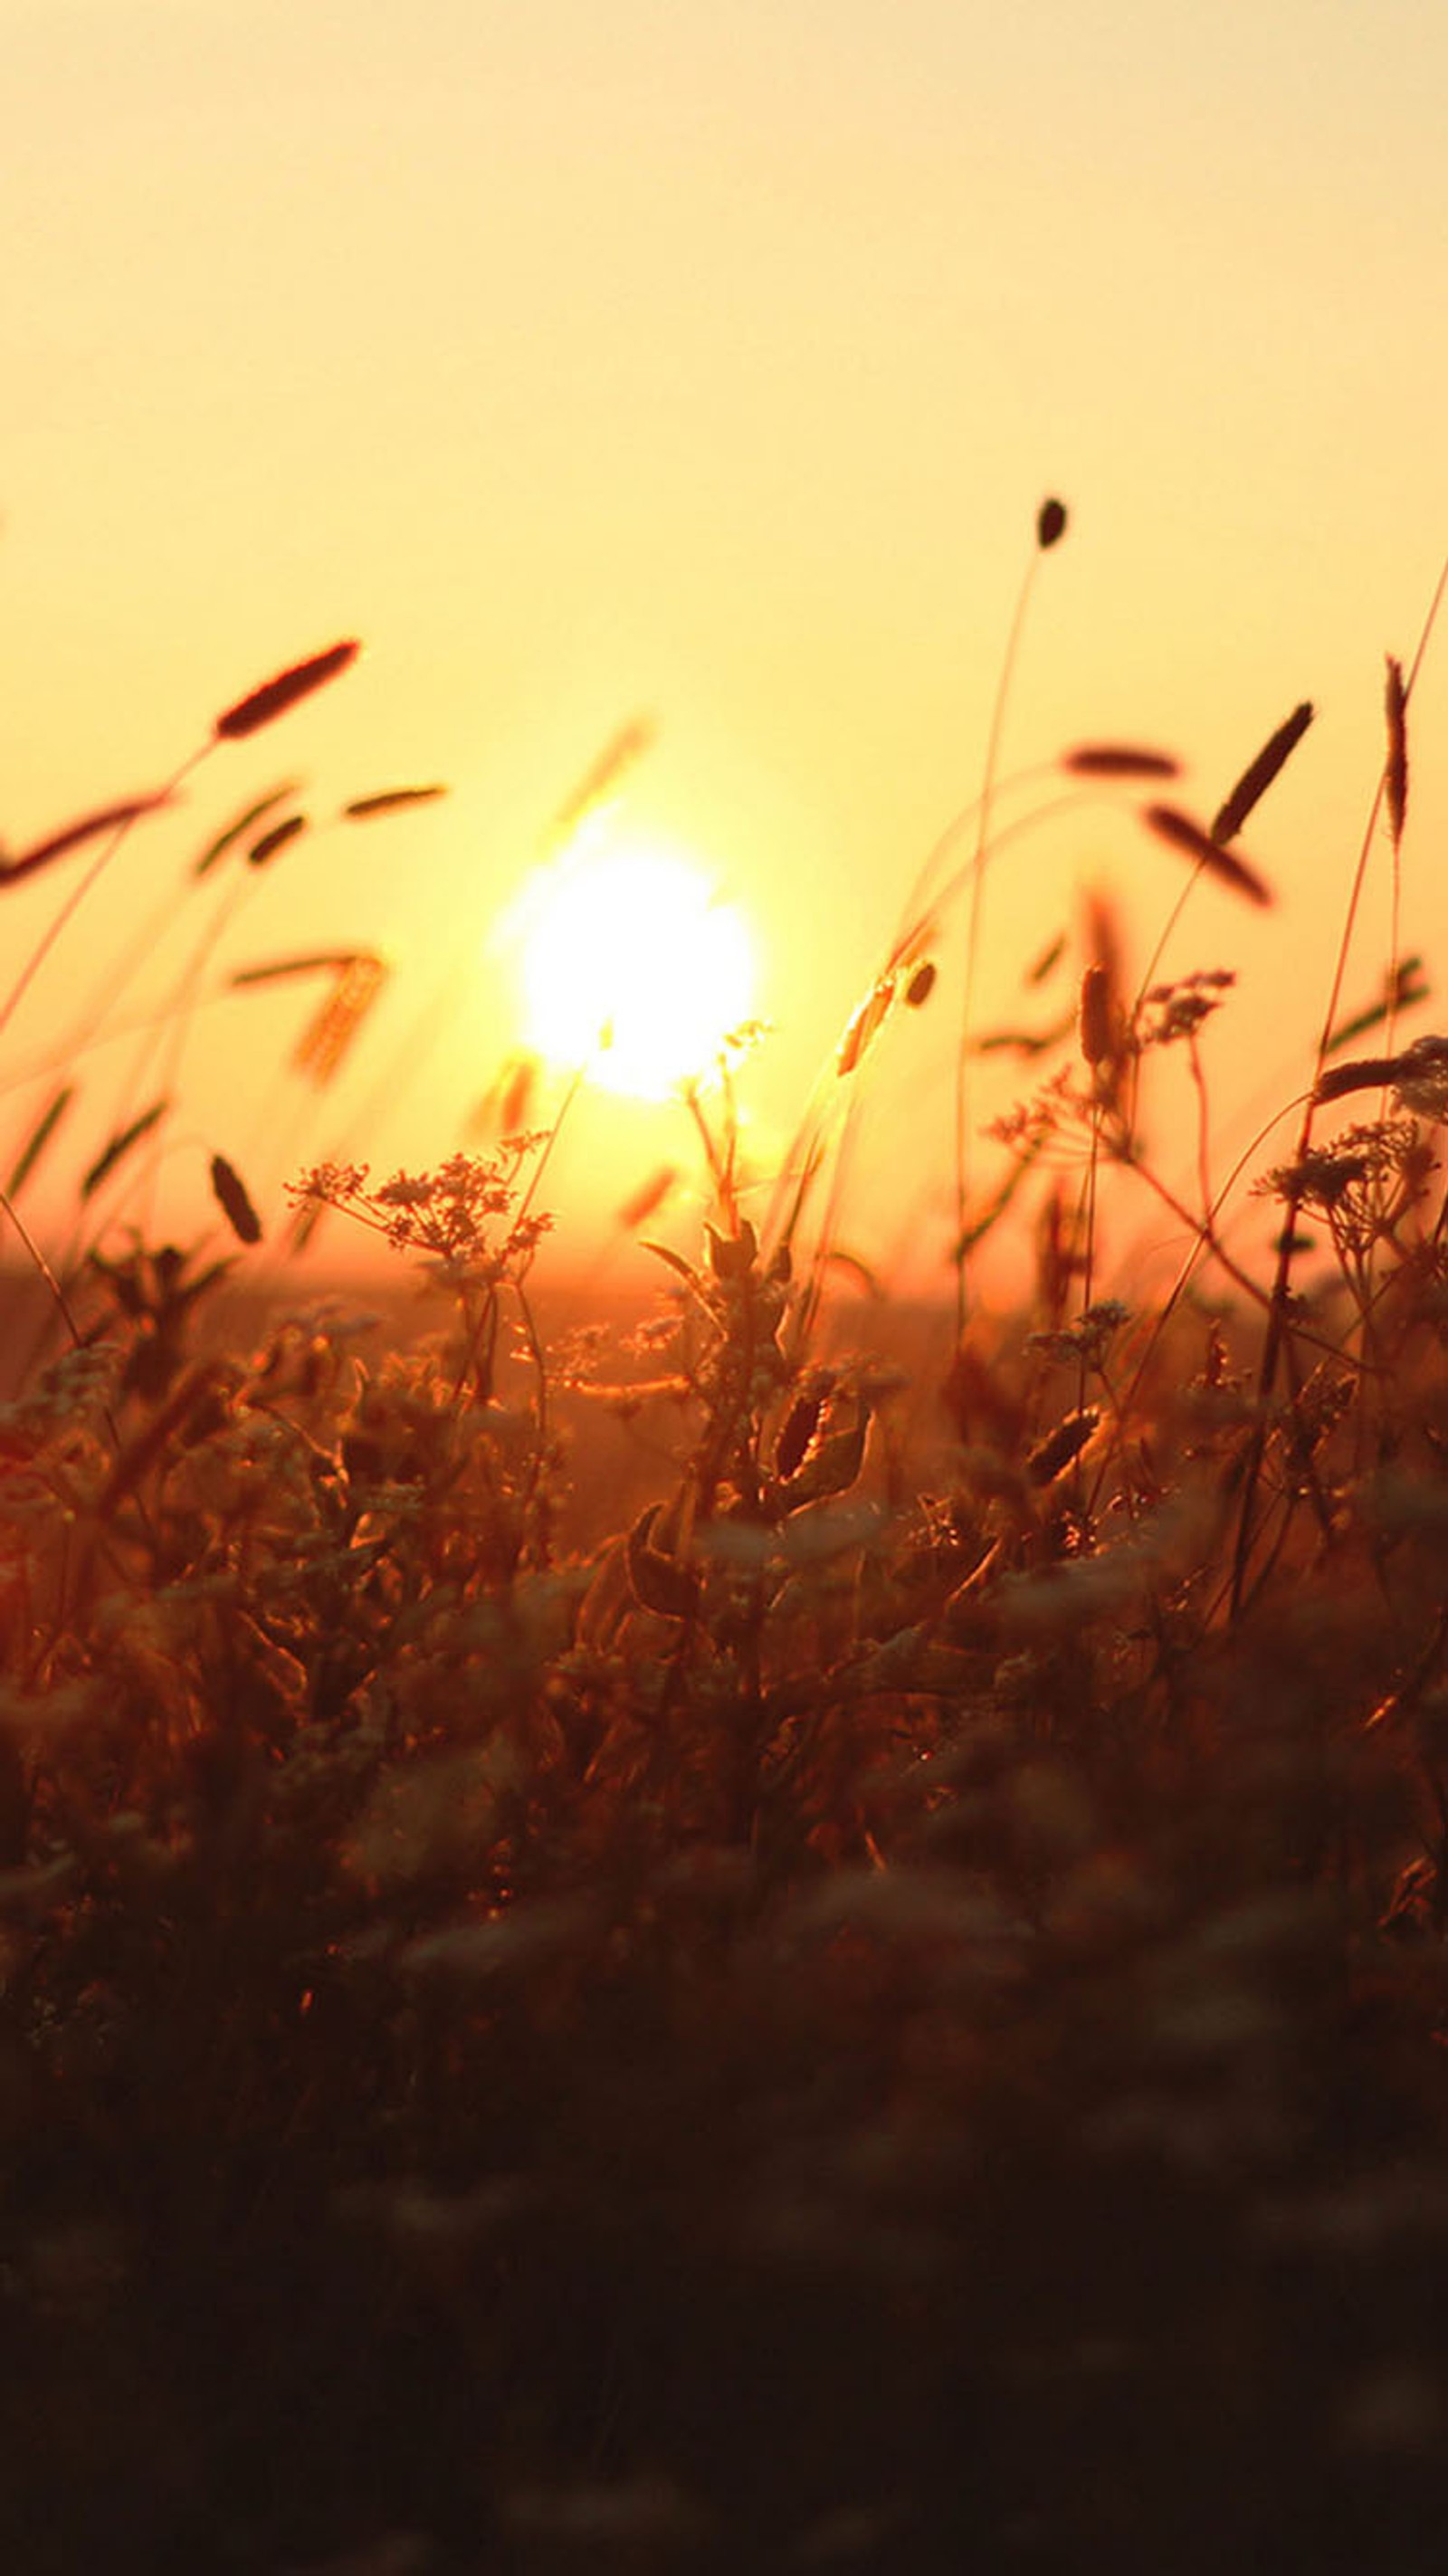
[507,817,757,1100]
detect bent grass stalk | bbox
[953,501,1069,1338]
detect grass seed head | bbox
[5,793,172,885]
[292,954,390,1087]
[209,1153,262,1245]
[547,715,657,846]
[342,785,449,819]
[1209,701,1313,846]
[192,785,300,878]
[836,974,896,1076]
[1025,930,1066,987]
[1144,802,1273,906]
[1062,743,1180,780]
[617,1163,679,1231]
[247,813,309,868]
[213,640,361,741]
[1079,964,1113,1068]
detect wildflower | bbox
[1391,1034,1448,1119]
[1137,970,1235,1048]
[1256,1118,1427,1258]
[1026,1301,1131,1369]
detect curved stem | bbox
[0,746,208,1048]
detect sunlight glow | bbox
[507,818,756,1100]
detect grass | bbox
[4,519,1448,2572]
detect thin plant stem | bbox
[955,549,1043,1338]
[1233,546,1448,1610]
[0,748,206,1049]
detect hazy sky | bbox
[4,0,1447,1294]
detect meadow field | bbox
[5,521,1448,2573]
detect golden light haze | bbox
[503,820,756,1100]
[5,0,1448,1297]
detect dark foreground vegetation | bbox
[5,527,1448,2571]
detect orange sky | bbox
[5,0,1448,1309]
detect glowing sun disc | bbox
[510,827,756,1100]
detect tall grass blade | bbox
[6,1083,75,1197]
[229,949,380,990]
[1326,958,1428,1054]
